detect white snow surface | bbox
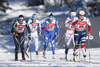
[0,34,100,67]
[0,0,100,67]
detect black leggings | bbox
[13,33,25,55]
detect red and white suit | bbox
[65,17,78,54]
[72,17,91,56]
[27,19,41,52]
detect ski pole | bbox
[60,22,63,28]
[88,34,90,62]
[25,40,30,58]
[29,42,32,61]
[79,42,81,59]
[56,31,66,49]
[38,48,41,59]
[63,32,74,47]
[3,27,11,33]
[3,26,11,33]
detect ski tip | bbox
[85,60,88,62]
[53,57,56,59]
[43,56,46,59]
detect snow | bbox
[0,0,100,67]
[0,36,100,67]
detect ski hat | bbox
[71,12,76,17]
[49,13,54,20]
[18,15,24,20]
[32,14,37,19]
[79,10,85,15]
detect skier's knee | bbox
[81,44,85,48]
[75,45,79,49]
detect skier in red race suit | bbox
[11,15,30,61]
[72,9,91,61]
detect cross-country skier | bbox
[41,13,60,59]
[27,14,41,57]
[72,9,91,61]
[11,15,30,61]
[65,10,78,60]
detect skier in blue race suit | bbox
[41,13,60,59]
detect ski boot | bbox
[36,51,38,59]
[22,53,26,61]
[52,53,56,59]
[83,54,88,62]
[73,52,79,62]
[65,54,68,61]
[43,50,46,59]
[15,54,18,61]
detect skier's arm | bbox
[38,20,41,31]
[55,20,60,33]
[41,20,47,29]
[72,20,78,26]
[11,21,17,34]
[38,20,41,35]
[87,18,91,36]
[65,18,71,27]
[26,24,30,35]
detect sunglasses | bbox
[49,17,54,20]
[32,18,37,19]
[71,16,76,17]
[19,19,24,21]
[79,15,84,16]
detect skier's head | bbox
[70,10,76,20]
[49,13,54,22]
[79,9,85,20]
[32,14,37,22]
[18,15,24,24]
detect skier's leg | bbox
[50,32,57,59]
[81,33,87,57]
[13,35,19,61]
[44,33,49,50]
[65,33,71,60]
[34,36,39,55]
[43,33,49,56]
[73,33,80,56]
[20,34,25,60]
[50,31,55,54]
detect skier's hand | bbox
[14,34,19,37]
[28,35,31,40]
[55,33,59,38]
[44,27,47,29]
[67,21,70,24]
[39,31,41,36]
[88,32,91,37]
[13,32,15,35]
[78,19,81,22]
[13,32,19,37]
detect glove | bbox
[78,19,81,22]
[55,33,59,38]
[28,35,31,40]
[39,31,41,36]
[44,27,47,29]
[88,32,91,37]
[14,33,19,37]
